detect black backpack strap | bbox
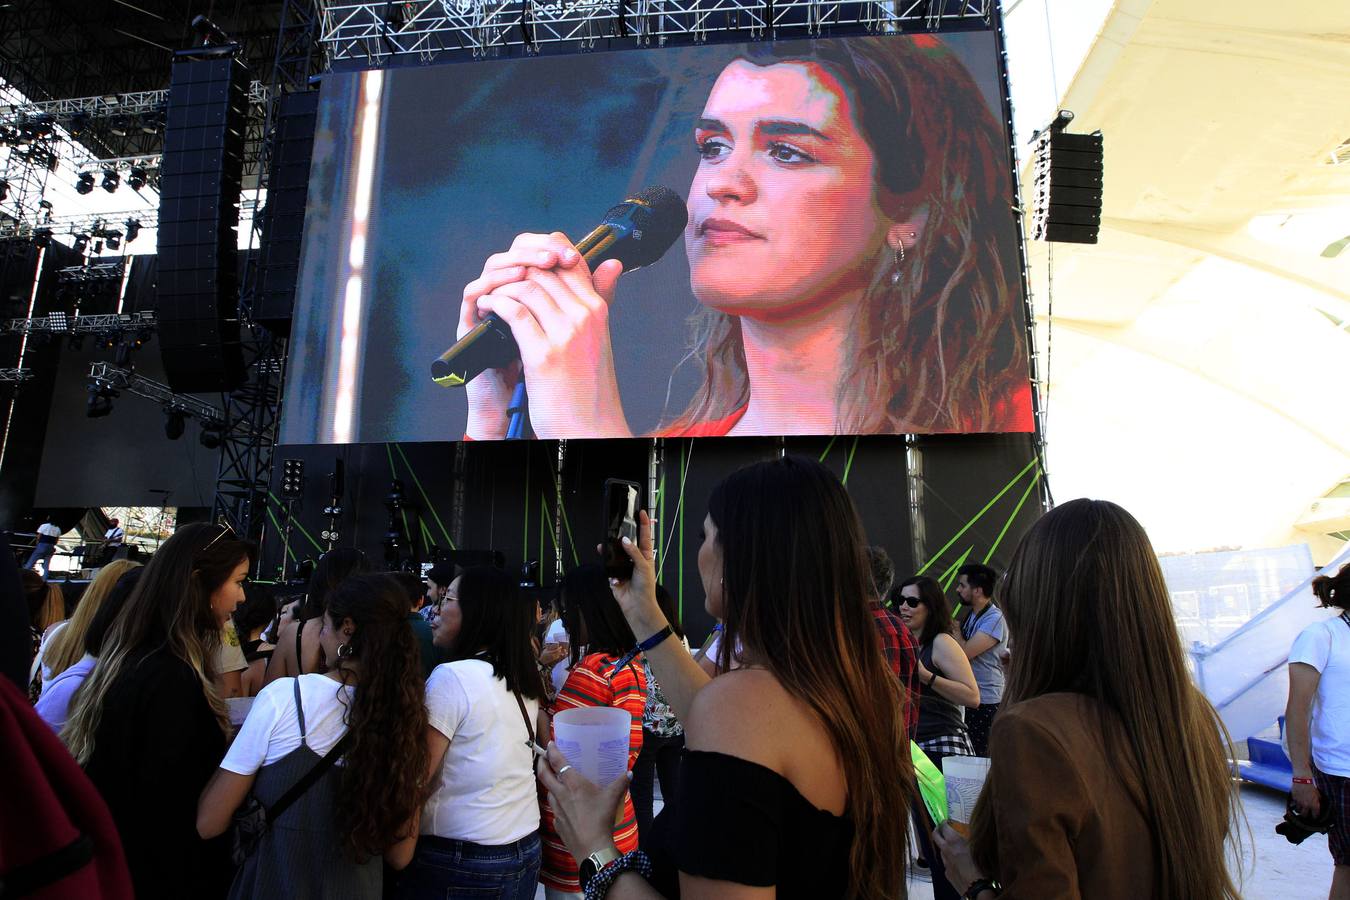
[292,677,308,747]
[265,731,353,826]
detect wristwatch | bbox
[579,845,623,891]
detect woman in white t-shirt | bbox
[196,574,430,899]
[398,566,549,900]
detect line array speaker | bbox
[254,90,320,336]
[156,52,248,392]
[1031,117,1104,246]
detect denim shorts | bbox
[398,831,542,900]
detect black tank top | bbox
[915,641,969,743]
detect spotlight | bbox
[73,233,90,254]
[124,218,141,243]
[106,232,121,251]
[75,171,94,194]
[281,458,306,499]
[33,227,51,249]
[0,179,8,202]
[164,408,186,440]
[127,166,147,191]
[101,168,119,193]
[68,112,90,137]
[199,423,225,449]
[85,382,117,418]
[109,115,131,137]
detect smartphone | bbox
[601,478,641,580]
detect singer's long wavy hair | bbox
[323,574,430,862]
[664,35,1027,434]
[708,457,914,899]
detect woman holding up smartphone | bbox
[537,456,913,899]
[399,566,549,899]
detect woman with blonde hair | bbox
[37,559,141,684]
[933,499,1243,899]
[63,522,254,900]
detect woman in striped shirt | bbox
[539,564,648,899]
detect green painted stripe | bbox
[818,435,837,463]
[841,436,859,486]
[915,456,1040,576]
[984,470,1041,564]
[264,505,300,565]
[266,492,325,553]
[558,493,580,567]
[394,443,455,549]
[938,546,973,591]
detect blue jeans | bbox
[26,544,55,578]
[398,832,541,900]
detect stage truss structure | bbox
[319,0,992,61]
[86,361,228,431]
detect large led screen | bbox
[281,33,1033,443]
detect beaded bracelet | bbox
[584,849,654,900]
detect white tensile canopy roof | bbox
[1006,0,1350,561]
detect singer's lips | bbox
[698,218,764,240]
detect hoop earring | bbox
[336,641,356,659]
[890,242,906,285]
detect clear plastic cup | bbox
[553,707,632,786]
[943,755,992,836]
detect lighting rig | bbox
[84,361,235,448]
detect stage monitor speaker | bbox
[156,52,248,392]
[1031,123,1103,245]
[254,90,320,336]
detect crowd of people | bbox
[3,456,1348,899]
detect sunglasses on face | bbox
[898,595,922,609]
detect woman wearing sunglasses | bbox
[894,576,980,900]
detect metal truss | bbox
[213,329,288,540]
[0,368,33,383]
[1,310,155,336]
[55,260,126,284]
[319,0,992,61]
[87,361,226,427]
[0,83,270,129]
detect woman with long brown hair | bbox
[62,522,254,900]
[933,499,1243,899]
[538,455,913,899]
[197,573,429,899]
[460,36,1029,439]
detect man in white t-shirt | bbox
[26,518,62,578]
[1286,562,1350,898]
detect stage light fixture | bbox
[0,179,8,202]
[85,382,116,418]
[101,168,119,193]
[124,218,141,243]
[106,232,121,251]
[164,408,187,440]
[127,166,147,191]
[199,423,225,449]
[69,112,90,137]
[73,232,90,254]
[281,458,306,499]
[75,171,94,195]
[109,115,131,137]
[33,227,51,249]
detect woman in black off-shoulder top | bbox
[538,456,915,899]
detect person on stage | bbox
[459,36,1031,439]
[27,517,63,577]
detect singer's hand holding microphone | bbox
[437,186,688,440]
[458,234,629,440]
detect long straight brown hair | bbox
[969,499,1242,898]
[708,456,913,899]
[62,523,254,764]
[43,560,141,678]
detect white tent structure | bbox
[1006,0,1350,562]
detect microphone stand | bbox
[505,381,528,440]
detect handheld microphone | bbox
[430,186,688,387]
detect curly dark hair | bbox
[1313,561,1350,611]
[325,573,429,861]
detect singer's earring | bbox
[890,242,906,286]
[337,641,356,659]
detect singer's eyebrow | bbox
[695,117,832,142]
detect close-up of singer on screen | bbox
[454,37,1033,441]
